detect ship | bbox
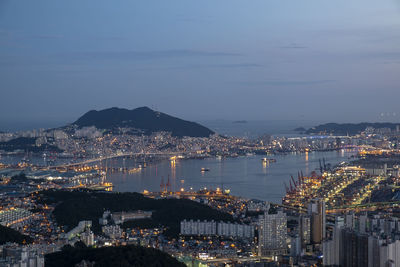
[261,158,276,163]
[201,168,210,172]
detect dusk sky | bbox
[1,0,400,128]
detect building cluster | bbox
[323,212,400,267]
[0,245,44,267]
[257,199,326,259]
[101,225,123,239]
[111,211,152,225]
[0,127,269,159]
[0,208,33,227]
[5,124,400,166]
[80,227,95,247]
[180,219,254,239]
[63,220,92,240]
[4,125,400,266]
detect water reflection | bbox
[106,150,357,203]
[305,151,309,174]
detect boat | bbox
[201,168,210,172]
[261,158,276,163]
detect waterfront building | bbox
[258,211,287,256]
[364,163,388,176]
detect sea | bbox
[105,150,355,203]
[99,120,355,203]
[0,119,356,203]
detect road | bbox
[49,152,181,169]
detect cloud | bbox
[62,49,241,61]
[175,14,214,23]
[169,63,263,70]
[279,43,308,49]
[237,80,335,86]
[92,36,127,41]
[29,34,64,40]
[214,63,263,68]
[362,51,400,60]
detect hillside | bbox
[0,225,32,245]
[45,245,185,267]
[37,190,235,237]
[0,137,62,153]
[73,106,214,137]
[305,122,400,135]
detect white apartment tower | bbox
[258,211,287,256]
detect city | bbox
[1,1,399,266]
[2,123,400,266]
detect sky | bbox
[1,0,400,129]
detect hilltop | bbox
[73,106,214,137]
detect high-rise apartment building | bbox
[258,211,287,256]
[323,213,400,267]
[308,199,326,244]
[299,215,311,248]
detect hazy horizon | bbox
[0,115,323,133]
[1,1,400,124]
[0,109,398,133]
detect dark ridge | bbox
[45,244,185,267]
[73,106,214,137]
[37,190,235,238]
[293,127,306,132]
[0,137,62,153]
[0,225,33,245]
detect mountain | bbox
[305,122,400,135]
[73,107,214,137]
[293,127,306,132]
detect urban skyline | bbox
[2,1,400,266]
